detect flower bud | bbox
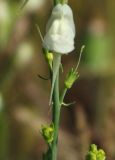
[43,49,53,69]
[43,4,75,54]
[41,124,54,144]
[64,68,79,89]
[97,149,106,160]
[86,144,106,160]
[46,52,53,61]
[86,151,96,160]
[90,144,98,154]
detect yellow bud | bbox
[46,52,53,61]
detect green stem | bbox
[51,71,60,160]
[54,0,60,6]
[54,0,68,5]
[51,76,68,160]
[60,0,68,4]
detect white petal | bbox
[43,4,76,54]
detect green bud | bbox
[43,48,53,69]
[41,124,54,145]
[96,149,106,160]
[64,68,79,89]
[86,152,96,160]
[86,144,106,160]
[89,144,98,154]
[46,52,53,61]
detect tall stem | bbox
[46,0,69,159]
[51,71,60,160]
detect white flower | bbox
[43,4,76,54]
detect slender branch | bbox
[75,45,85,72]
[60,88,67,106]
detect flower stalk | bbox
[54,0,60,5]
[54,0,68,5]
[51,71,60,160]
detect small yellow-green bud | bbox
[90,144,98,154]
[86,144,106,160]
[43,48,53,69]
[86,151,96,160]
[64,68,79,89]
[41,124,54,145]
[97,149,106,160]
[46,52,53,61]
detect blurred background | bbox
[0,0,115,160]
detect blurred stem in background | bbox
[0,93,9,160]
